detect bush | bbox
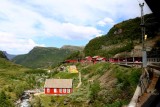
[105,100,128,107]
[88,81,100,102]
[0,91,13,107]
[25,69,47,74]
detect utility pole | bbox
[139,3,147,68]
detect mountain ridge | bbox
[61,45,84,51]
[12,45,83,68]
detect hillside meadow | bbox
[0,57,48,107]
[31,62,141,107]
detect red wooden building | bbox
[63,60,78,63]
[44,79,73,95]
[85,56,92,62]
[96,57,106,62]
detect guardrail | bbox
[128,64,160,107]
[147,58,160,62]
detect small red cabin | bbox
[44,79,73,95]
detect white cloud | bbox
[97,17,115,26]
[54,23,102,40]
[0,0,152,54]
[0,0,102,38]
[95,34,103,37]
[0,32,45,54]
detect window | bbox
[47,88,50,93]
[63,89,66,93]
[59,89,62,93]
[67,89,70,93]
[54,88,57,93]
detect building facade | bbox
[44,79,73,95]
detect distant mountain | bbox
[12,46,81,68]
[2,51,16,60]
[61,45,84,51]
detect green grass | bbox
[31,62,141,107]
[0,58,48,106]
[54,72,78,79]
[0,59,141,107]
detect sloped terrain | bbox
[31,62,141,107]
[84,13,160,58]
[0,52,48,107]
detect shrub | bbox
[88,81,100,102]
[0,91,13,107]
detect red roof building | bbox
[44,79,73,95]
[96,57,106,62]
[63,60,78,63]
[85,56,92,62]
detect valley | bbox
[0,12,160,107]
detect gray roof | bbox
[44,79,73,88]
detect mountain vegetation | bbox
[84,13,160,58]
[0,52,48,106]
[13,46,82,68]
[1,50,141,107]
[31,62,141,107]
[61,45,84,51]
[65,51,85,60]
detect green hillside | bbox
[0,52,48,106]
[13,46,79,68]
[84,13,160,58]
[2,49,141,107]
[61,45,84,51]
[31,62,141,107]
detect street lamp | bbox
[139,3,147,68]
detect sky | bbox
[0,0,151,55]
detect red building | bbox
[109,58,119,63]
[96,57,106,62]
[85,56,92,62]
[44,79,73,95]
[92,56,100,64]
[63,60,78,63]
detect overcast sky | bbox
[0,0,151,54]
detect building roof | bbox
[92,56,100,58]
[96,57,105,61]
[44,79,73,88]
[85,56,92,58]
